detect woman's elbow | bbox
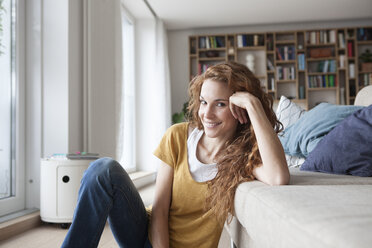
[270,172,290,186]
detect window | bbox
[0,0,25,217]
[119,7,135,171]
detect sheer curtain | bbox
[153,18,172,142]
[115,6,171,171]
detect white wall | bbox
[26,0,85,209]
[168,19,372,114]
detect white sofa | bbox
[226,85,372,248]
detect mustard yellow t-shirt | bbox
[152,122,223,248]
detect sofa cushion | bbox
[275,96,306,167]
[232,168,372,248]
[301,105,372,176]
[279,103,363,157]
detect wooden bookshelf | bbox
[188,26,372,109]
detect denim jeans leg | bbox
[61,158,149,248]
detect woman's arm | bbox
[150,160,173,248]
[229,92,290,186]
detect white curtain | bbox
[114,0,125,165]
[115,9,172,171]
[154,18,172,138]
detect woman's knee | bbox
[83,157,125,184]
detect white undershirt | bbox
[187,128,218,182]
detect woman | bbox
[61,61,289,248]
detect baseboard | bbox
[0,210,42,241]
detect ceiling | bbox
[124,0,372,30]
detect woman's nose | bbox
[204,105,214,118]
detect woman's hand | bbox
[229,92,261,124]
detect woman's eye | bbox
[217,102,226,107]
[200,100,207,105]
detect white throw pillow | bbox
[276,96,306,167]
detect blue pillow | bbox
[279,103,363,157]
[301,105,372,176]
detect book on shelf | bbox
[349,63,355,78]
[254,35,259,46]
[238,34,256,47]
[199,36,225,49]
[307,30,336,44]
[271,78,275,90]
[314,60,336,73]
[347,41,354,57]
[276,66,295,80]
[297,53,306,70]
[338,32,345,48]
[329,30,336,43]
[237,35,243,48]
[206,37,210,49]
[357,28,372,41]
[267,59,275,71]
[308,75,336,88]
[362,73,372,86]
[339,55,345,68]
[247,35,254,46]
[276,45,295,61]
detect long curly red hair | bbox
[187,61,282,223]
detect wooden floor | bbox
[0,183,231,248]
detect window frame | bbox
[0,0,26,217]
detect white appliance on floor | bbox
[40,158,95,226]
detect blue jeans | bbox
[61,158,152,248]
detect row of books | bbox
[276,46,295,61]
[199,36,225,49]
[357,28,372,41]
[237,34,264,47]
[276,66,296,80]
[360,73,372,86]
[297,54,306,70]
[307,30,337,45]
[308,75,337,88]
[313,60,337,73]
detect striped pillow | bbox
[276,96,306,167]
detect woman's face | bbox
[198,79,238,141]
